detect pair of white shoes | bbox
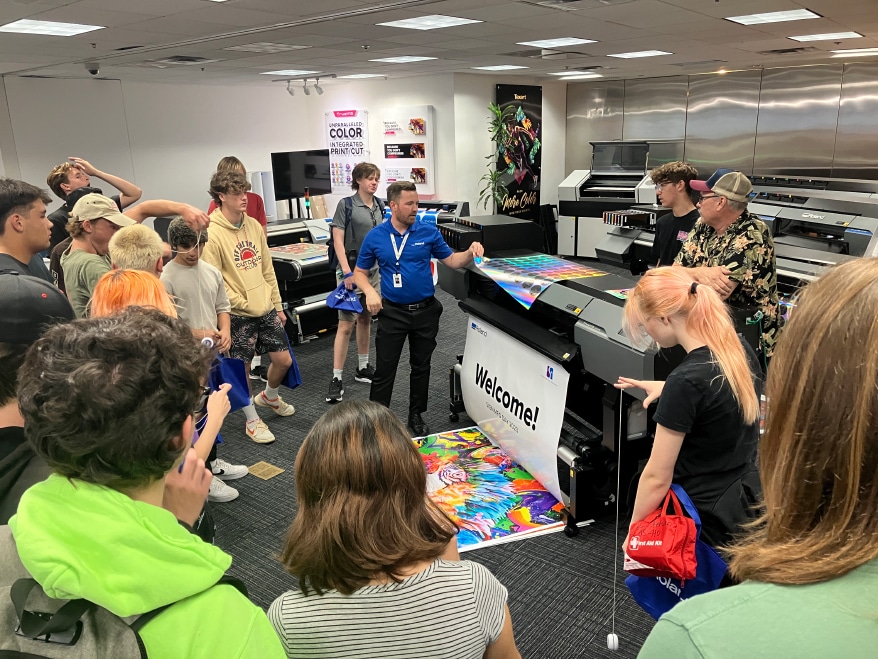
[208,459,248,503]
[245,391,296,444]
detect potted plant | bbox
[478,102,516,211]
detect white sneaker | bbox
[211,458,248,481]
[253,392,296,417]
[245,419,276,444]
[208,476,239,503]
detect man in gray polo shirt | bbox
[326,162,384,403]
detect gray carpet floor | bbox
[211,286,656,659]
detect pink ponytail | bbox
[624,267,759,424]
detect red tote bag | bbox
[624,488,698,582]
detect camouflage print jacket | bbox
[674,210,783,357]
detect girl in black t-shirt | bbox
[616,267,762,549]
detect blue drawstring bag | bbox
[208,355,251,412]
[625,484,729,620]
[326,280,363,314]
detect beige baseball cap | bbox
[691,169,753,204]
[71,193,137,227]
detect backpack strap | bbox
[129,574,248,633]
[10,578,95,640]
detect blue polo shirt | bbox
[357,220,453,304]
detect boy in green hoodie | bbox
[202,170,295,444]
[9,307,285,658]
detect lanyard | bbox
[390,231,409,265]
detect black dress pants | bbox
[370,297,443,416]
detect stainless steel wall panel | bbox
[622,77,688,141]
[684,70,762,176]
[753,65,842,178]
[833,62,878,180]
[565,80,624,173]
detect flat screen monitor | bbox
[271,150,332,199]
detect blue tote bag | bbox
[625,484,729,620]
[208,355,251,412]
[326,280,363,314]
[280,333,303,390]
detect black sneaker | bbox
[249,365,268,382]
[325,377,344,403]
[408,413,430,437]
[355,364,376,383]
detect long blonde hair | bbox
[729,259,878,584]
[624,267,758,424]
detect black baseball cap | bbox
[0,272,74,344]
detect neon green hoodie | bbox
[202,208,282,318]
[9,474,285,658]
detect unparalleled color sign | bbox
[325,109,370,194]
[461,316,568,502]
[495,84,542,221]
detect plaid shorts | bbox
[229,310,288,361]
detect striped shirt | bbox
[268,559,507,659]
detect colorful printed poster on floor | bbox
[416,427,565,551]
[381,105,435,195]
[495,84,542,221]
[325,109,370,194]
[460,317,568,502]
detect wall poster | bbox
[381,105,435,195]
[495,84,542,221]
[325,109,370,194]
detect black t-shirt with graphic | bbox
[651,208,699,266]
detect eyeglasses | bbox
[175,242,207,254]
[654,182,671,191]
[193,385,211,416]
[698,194,722,202]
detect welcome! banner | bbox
[460,316,567,502]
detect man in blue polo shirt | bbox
[354,181,483,436]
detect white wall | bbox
[0,73,567,219]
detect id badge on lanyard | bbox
[391,232,409,289]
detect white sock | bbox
[251,355,261,367]
[263,385,280,400]
[333,368,343,380]
[358,354,369,370]
[243,405,259,423]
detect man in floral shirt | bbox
[674,169,782,358]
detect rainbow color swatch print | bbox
[416,427,565,551]
[475,254,607,310]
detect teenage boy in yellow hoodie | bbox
[202,170,294,444]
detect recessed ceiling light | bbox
[789,32,862,42]
[226,42,310,53]
[339,74,386,78]
[548,71,599,75]
[260,69,320,76]
[516,37,596,48]
[558,73,604,80]
[377,15,481,30]
[0,19,104,36]
[369,56,437,63]
[607,50,672,59]
[725,9,821,25]
[472,65,529,71]
[831,48,878,57]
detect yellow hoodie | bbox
[202,208,282,318]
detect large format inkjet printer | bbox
[440,256,674,531]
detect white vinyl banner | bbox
[325,109,370,195]
[461,316,568,502]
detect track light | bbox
[314,78,324,95]
[286,80,294,97]
[302,78,311,96]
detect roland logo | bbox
[657,576,682,597]
[802,212,826,220]
[470,322,488,337]
[514,94,526,100]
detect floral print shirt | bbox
[674,210,783,357]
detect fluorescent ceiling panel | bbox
[725,10,820,25]
[516,37,596,48]
[339,74,386,78]
[225,43,310,53]
[369,56,437,63]
[260,69,319,76]
[472,65,529,70]
[788,32,862,42]
[558,73,604,80]
[832,48,878,57]
[607,50,672,59]
[0,19,104,36]
[377,15,481,30]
